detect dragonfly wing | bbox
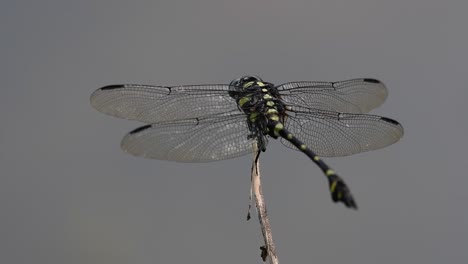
[90,84,239,123]
[281,108,403,157]
[278,78,388,113]
[121,115,256,162]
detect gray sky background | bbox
[2,0,467,263]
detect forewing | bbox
[121,115,255,162]
[278,78,388,113]
[90,84,238,123]
[281,108,403,157]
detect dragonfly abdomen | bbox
[267,120,358,209]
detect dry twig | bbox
[250,144,279,264]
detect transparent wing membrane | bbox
[281,108,403,157]
[90,84,239,123]
[91,77,402,162]
[277,78,388,114]
[121,115,256,162]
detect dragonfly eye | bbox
[242,75,263,83]
[230,76,264,88]
[229,77,242,87]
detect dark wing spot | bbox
[380,117,400,126]
[129,124,152,134]
[363,78,381,84]
[100,84,125,90]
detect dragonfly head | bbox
[230,75,264,89]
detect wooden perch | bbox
[250,144,279,264]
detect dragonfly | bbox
[90,76,404,209]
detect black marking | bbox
[129,124,152,134]
[337,113,343,120]
[331,82,338,90]
[380,117,400,125]
[363,78,381,84]
[100,84,125,90]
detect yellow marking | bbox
[262,88,268,92]
[273,123,283,137]
[266,101,275,107]
[243,81,254,88]
[249,112,259,121]
[267,108,278,114]
[300,144,306,150]
[338,192,343,199]
[326,169,335,176]
[239,97,250,107]
[274,123,284,133]
[313,156,320,161]
[263,94,273,100]
[269,115,279,121]
[330,181,337,193]
[287,133,293,140]
[257,82,265,87]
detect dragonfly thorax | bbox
[228,76,287,150]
